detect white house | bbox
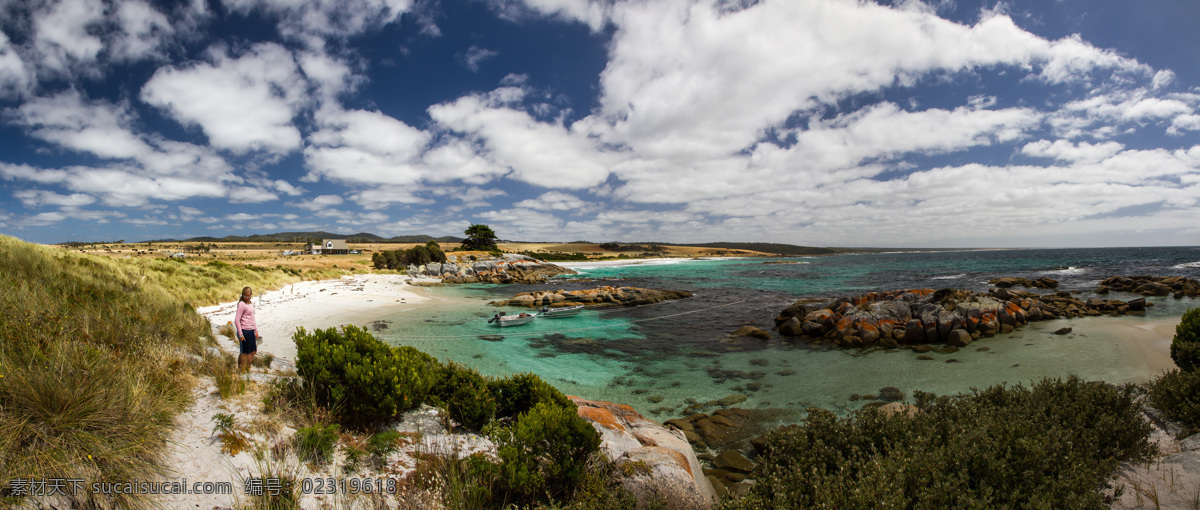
[306,239,350,255]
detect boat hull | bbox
[540,305,584,318]
[489,313,539,327]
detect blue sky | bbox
[0,0,1198,247]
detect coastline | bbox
[557,256,736,270]
[197,273,441,362]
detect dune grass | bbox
[116,257,352,307]
[0,236,216,509]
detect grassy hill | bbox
[0,236,217,509]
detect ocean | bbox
[376,247,1200,423]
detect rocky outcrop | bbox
[988,277,1059,289]
[1098,275,1200,298]
[407,253,576,284]
[571,397,717,509]
[773,284,1154,347]
[492,286,693,308]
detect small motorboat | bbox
[488,311,538,327]
[538,305,585,318]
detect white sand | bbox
[1110,316,1183,375]
[197,274,439,362]
[159,273,488,509]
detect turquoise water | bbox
[377,248,1200,422]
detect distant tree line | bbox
[59,240,124,247]
[598,242,666,253]
[372,241,448,269]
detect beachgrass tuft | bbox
[0,236,212,509]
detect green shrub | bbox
[295,424,339,465]
[489,372,573,420]
[1171,308,1200,372]
[721,376,1154,509]
[487,402,601,505]
[1148,369,1200,434]
[432,362,496,430]
[294,325,438,428]
[367,431,402,468]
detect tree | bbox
[1171,308,1200,372]
[462,224,498,251]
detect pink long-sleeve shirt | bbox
[235,300,257,334]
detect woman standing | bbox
[234,286,258,372]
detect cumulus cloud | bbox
[429,88,615,188]
[581,0,1146,163]
[141,43,306,155]
[32,0,106,75]
[2,91,261,205]
[0,32,32,99]
[109,0,176,62]
[303,106,433,185]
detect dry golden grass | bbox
[71,240,772,269]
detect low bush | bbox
[1148,369,1200,434]
[294,325,438,428]
[721,376,1154,509]
[1170,308,1200,372]
[367,431,402,469]
[295,424,339,465]
[485,402,602,505]
[489,372,574,420]
[431,362,496,430]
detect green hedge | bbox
[722,376,1154,509]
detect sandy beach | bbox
[197,273,440,362]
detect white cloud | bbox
[32,0,106,75]
[582,0,1146,162]
[1021,140,1125,163]
[303,107,433,185]
[141,43,305,155]
[298,51,357,100]
[1170,115,1200,135]
[461,46,498,72]
[1152,70,1176,90]
[0,162,229,206]
[223,0,414,44]
[13,189,95,207]
[109,0,175,62]
[498,0,612,32]
[16,91,154,160]
[228,187,279,203]
[349,186,433,209]
[429,88,615,188]
[0,32,32,99]
[272,180,306,196]
[1050,89,1196,139]
[513,191,594,212]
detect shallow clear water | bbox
[377,248,1200,422]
